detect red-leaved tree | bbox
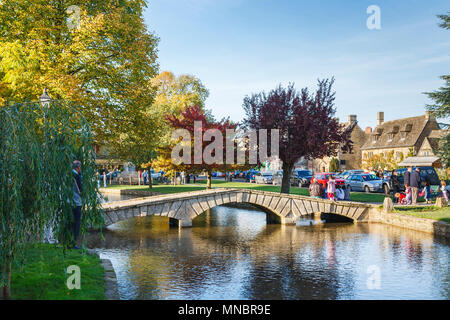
[166,105,239,189]
[242,78,352,194]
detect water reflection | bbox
[87,204,450,300]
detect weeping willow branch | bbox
[0,100,104,299]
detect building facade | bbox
[360,111,442,169]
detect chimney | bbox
[365,127,373,134]
[348,114,357,124]
[425,111,434,120]
[377,112,384,126]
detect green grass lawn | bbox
[10,244,105,300]
[105,180,387,203]
[392,206,450,223]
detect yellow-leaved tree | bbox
[0,0,159,148]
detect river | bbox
[87,200,450,300]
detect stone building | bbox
[312,115,368,172]
[360,111,442,169]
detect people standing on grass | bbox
[423,174,432,204]
[343,184,351,201]
[403,166,412,205]
[391,169,401,203]
[409,167,422,205]
[72,160,83,250]
[327,176,336,201]
[309,178,323,199]
[143,170,148,186]
[441,181,449,202]
[336,186,345,200]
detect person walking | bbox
[391,169,401,203]
[309,178,323,199]
[72,160,83,249]
[410,167,421,205]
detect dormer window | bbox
[400,132,407,140]
[387,133,394,141]
[372,134,379,143]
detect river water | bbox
[87,202,450,300]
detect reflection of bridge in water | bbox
[101,188,380,228]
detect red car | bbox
[312,173,345,188]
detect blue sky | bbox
[144,0,449,129]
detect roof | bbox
[361,115,429,150]
[398,156,440,166]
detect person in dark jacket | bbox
[409,167,421,205]
[391,169,401,203]
[72,160,83,249]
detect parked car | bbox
[150,169,162,179]
[345,174,383,193]
[255,172,274,184]
[336,170,365,180]
[272,170,285,186]
[383,166,441,193]
[313,173,345,188]
[292,169,314,187]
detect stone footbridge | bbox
[101,188,380,228]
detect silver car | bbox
[255,172,274,184]
[345,174,383,193]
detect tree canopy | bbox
[425,13,450,167]
[242,79,352,193]
[0,0,159,145]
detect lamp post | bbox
[39,88,51,107]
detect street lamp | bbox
[39,88,51,107]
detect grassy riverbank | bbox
[10,244,105,300]
[392,206,450,223]
[105,181,387,203]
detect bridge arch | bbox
[101,189,375,228]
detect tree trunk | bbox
[281,162,294,194]
[1,262,11,300]
[148,173,152,189]
[206,171,212,189]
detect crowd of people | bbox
[308,166,449,205]
[308,176,350,202]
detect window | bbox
[372,135,379,143]
[340,160,346,165]
[388,133,394,141]
[400,132,407,140]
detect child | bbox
[327,176,336,201]
[441,181,448,202]
[404,187,412,205]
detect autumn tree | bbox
[242,79,352,194]
[154,105,238,189]
[0,0,159,147]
